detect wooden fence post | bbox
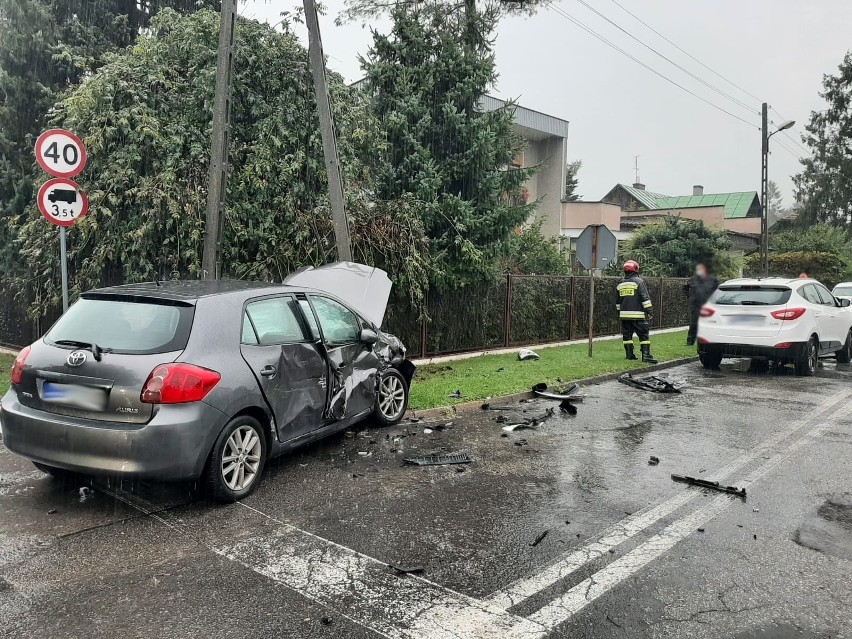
[504,273,512,347]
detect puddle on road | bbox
[793,494,852,561]
[733,625,830,639]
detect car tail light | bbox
[10,346,31,385]
[775,342,792,349]
[699,306,715,317]
[141,363,220,404]
[698,337,710,345]
[771,307,806,320]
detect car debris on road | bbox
[403,453,474,466]
[530,530,549,547]
[518,349,540,361]
[619,372,687,393]
[671,473,746,498]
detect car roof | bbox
[84,280,301,302]
[833,282,852,288]
[720,277,813,288]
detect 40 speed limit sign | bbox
[34,128,87,178]
[37,178,89,227]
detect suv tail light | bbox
[699,306,715,317]
[141,363,221,404]
[10,346,31,385]
[771,307,806,321]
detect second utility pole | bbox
[303,0,352,262]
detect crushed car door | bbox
[239,296,329,442]
[308,295,380,420]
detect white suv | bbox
[697,277,852,375]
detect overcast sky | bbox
[242,0,851,207]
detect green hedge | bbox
[743,251,845,287]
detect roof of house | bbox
[609,184,759,219]
[613,183,670,210]
[654,192,760,219]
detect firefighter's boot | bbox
[624,343,638,360]
[641,344,658,364]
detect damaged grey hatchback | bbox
[1,262,414,502]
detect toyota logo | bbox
[66,350,87,367]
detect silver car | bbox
[1,263,414,502]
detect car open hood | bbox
[284,262,392,328]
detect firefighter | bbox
[615,260,658,364]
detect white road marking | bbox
[217,516,547,639]
[527,397,852,631]
[485,387,852,610]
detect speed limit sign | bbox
[37,178,89,227]
[34,128,87,178]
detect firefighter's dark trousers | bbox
[621,319,651,346]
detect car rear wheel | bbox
[374,368,408,426]
[795,338,819,377]
[205,416,266,503]
[699,352,722,370]
[836,330,852,363]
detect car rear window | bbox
[834,286,852,297]
[712,286,792,306]
[46,297,194,354]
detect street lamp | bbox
[761,103,795,277]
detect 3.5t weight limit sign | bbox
[34,129,87,178]
[37,178,89,227]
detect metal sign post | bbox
[59,227,69,312]
[588,226,598,357]
[34,129,88,313]
[576,224,617,358]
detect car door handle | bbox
[260,365,277,377]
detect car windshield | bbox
[712,286,792,306]
[45,297,194,354]
[834,286,852,297]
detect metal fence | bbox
[0,275,691,357]
[383,275,691,358]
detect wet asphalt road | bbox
[1,359,852,639]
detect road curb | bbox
[407,355,699,420]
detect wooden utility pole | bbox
[202,0,238,279]
[303,0,352,262]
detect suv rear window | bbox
[46,297,194,354]
[834,286,852,297]
[712,286,792,306]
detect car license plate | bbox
[729,315,763,325]
[42,382,108,411]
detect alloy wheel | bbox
[221,425,262,491]
[379,374,406,421]
[808,339,818,374]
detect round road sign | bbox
[34,129,87,178]
[37,178,89,227]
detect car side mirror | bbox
[841,298,851,307]
[359,328,379,344]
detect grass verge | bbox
[409,330,695,410]
[0,353,13,396]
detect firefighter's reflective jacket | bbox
[614,274,653,320]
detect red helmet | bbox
[623,260,640,273]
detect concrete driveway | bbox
[1,359,851,638]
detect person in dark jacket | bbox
[615,260,657,363]
[684,263,720,346]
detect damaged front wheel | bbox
[374,368,409,426]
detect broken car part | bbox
[388,564,425,575]
[530,530,549,547]
[518,349,540,361]
[619,372,687,393]
[671,474,746,498]
[648,455,660,466]
[403,453,474,466]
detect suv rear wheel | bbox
[836,330,852,363]
[795,337,819,377]
[205,416,266,503]
[699,352,723,370]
